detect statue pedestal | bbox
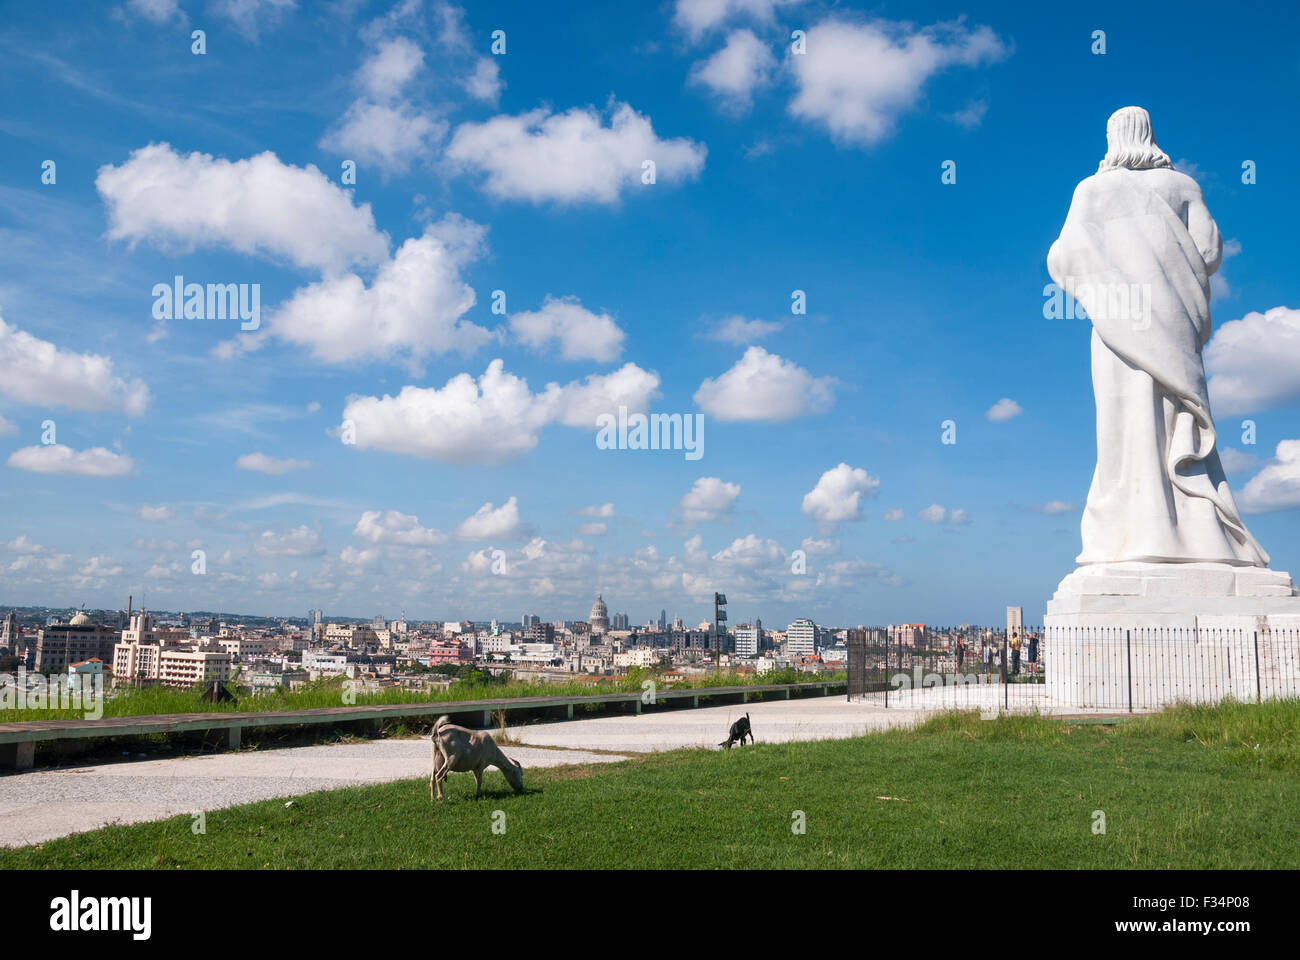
[1043,563,1300,709]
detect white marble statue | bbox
[1047,106,1268,568]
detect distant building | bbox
[786,618,818,657]
[589,595,611,635]
[34,612,120,674]
[734,623,764,657]
[1006,606,1024,638]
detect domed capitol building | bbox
[588,595,610,635]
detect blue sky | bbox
[1,0,1298,627]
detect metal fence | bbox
[846,625,1300,714]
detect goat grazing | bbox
[430,715,525,800]
[719,712,754,749]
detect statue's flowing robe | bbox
[1047,168,1268,566]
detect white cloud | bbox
[578,522,607,536]
[919,504,969,525]
[1218,447,1260,475]
[210,0,295,41]
[0,413,16,436]
[96,143,388,273]
[4,535,48,554]
[986,397,1023,422]
[706,314,781,345]
[126,0,182,23]
[354,509,447,546]
[1237,440,1300,514]
[947,98,988,128]
[883,508,904,521]
[267,216,488,365]
[510,296,626,362]
[340,359,658,464]
[694,346,834,421]
[463,57,502,103]
[320,100,446,175]
[672,0,803,42]
[688,29,776,113]
[680,477,741,525]
[801,463,880,524]
[456,496,523,540]
[253,525,324,557]
[137,504,174,522]
[1034,500,1075,515]
[445,101,706,205]
[1206,306,1300,415]
[358,35,424,99]
[787,18,1008,146]
[236,452,314,475]
[578,503,615,518]
[0,316,150,415]
[6,444,134,477]
[550,363,661,428]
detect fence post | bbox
[1253,630,1262,704]
[1125,630,1133,714]
[884,631,889,709]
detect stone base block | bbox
[1044,563,1300,709]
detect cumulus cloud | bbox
[578,503,615,518]
[883,508,904,521]
[918,504,969,525]
[510,296,626,362]
[680,477,741,525]
[672,0,803,42]
[0,414,14,436]
[1206,306,1300,415]
[801,463,880,524]
[456,496,524,540]
[578,522,607,536]
[1237,440,1300,514]
[0,317,150,415]
[445,101,706,205]
[137,504,174,522]
[320,100,446,175]
[705,314,781,345]
[339,359,659,464]
[96,143,388,273]
[694,346,834,421]
[1032,500,1075,515]
[253,525,324,557]
[266,216,489,365]
[688,29,776,113]
[236,452,314,475]
[125,0,182,23]
[6,444,134,477]
[354,509,447,546]
[986,397,1023,421]
[787,18,1008,146]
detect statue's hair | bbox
[1097,106,1172,172]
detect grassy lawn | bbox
[3,700,1296,869]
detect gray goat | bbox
[430,715,525,800]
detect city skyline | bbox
[2,1,1299,627]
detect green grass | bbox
[5,699,1296,869]
[0,666,839,723]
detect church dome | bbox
[588,595,610,632]
[69,611,91,626]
